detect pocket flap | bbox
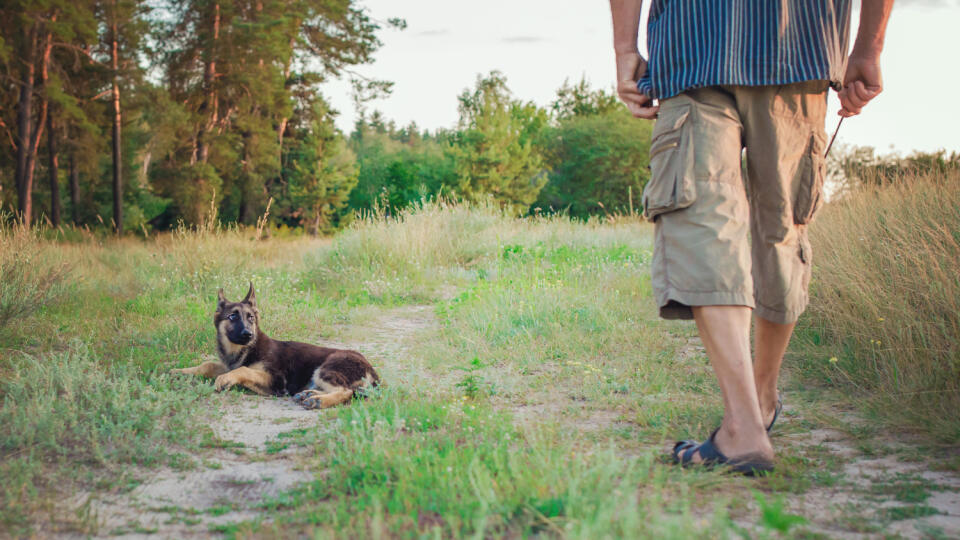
[643,103,696,221]
[659,105,690,133]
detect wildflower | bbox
[878,317,885,322]
[829,357,839,364]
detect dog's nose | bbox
[241,329,253,339]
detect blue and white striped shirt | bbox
[637,0,852,99]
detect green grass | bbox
[1,195,956,537]
[253,392,740,538]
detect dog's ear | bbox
[243,282,256,307]
[217,288,227,311]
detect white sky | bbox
[323,1,960,155]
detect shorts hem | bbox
[657,289,755,320]
[754,302,806,325]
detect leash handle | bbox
[824,116,844,158]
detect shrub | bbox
[0,221,70,328]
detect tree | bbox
[449,71,548,215]
[347,115,454,213]
[281,99,358,235]
[551,77,621,121]
[535,82,653,218]
[154,0,395,226]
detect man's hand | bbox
[616,51,659,119]
[838,53,882,117]
[839,0,892,117]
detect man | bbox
[609,0,892,474]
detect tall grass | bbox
[0,219,69,328]
[301,199,651,305]
[796,171,960,441]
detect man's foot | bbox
[672,428,775,476]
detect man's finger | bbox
[837,88,862,117]
[627,101,659,119]
[853,80,881,103]
[619,91,650,106]
[840,86,867,109]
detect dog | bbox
[171,283,379,409]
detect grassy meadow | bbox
[1,174,958,538]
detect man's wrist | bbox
[849,44,882,61]
[615,47,640,56]
[851,40,883,58]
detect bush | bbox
[0,221,69,328]
[795,170,960,442]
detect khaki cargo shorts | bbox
[643,81,829,325]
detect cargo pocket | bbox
[793,132,826,225]
[642,104,695,221]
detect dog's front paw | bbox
[214,373,236,392]
[295,389,324,409]
[170,367,191,375]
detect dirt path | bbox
[66,305,437,539]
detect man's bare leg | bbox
[688,305,774,462]
[754,317,795,428]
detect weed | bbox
[454,356,495,397]
[753,490,808,533]
[880,504,941,521]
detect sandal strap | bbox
[766,397,783,433]
[676,428,728,466]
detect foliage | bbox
[278,99,358,234]
[347,113,455,214]
[0,0,392,233]
[550,77,622,121]
[537,83,653,218]
[449,71,549,215]
[1,2,657,232]
[830,145,960,195]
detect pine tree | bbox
[449,72,548,215]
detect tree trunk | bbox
[196,2,220,165]
[237,186,247,224]
[308,207,320,237]
[110,6,122,235]
[276,35,296,158]
[22,26,53,226]
[69,152,80,224]
[47,109,60,226]
[14,25,37,225]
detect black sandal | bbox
[766,397,783,433]
[672,429,775,476]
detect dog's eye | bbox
[246,314,254,321]
[229,313,239,321]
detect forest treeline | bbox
[0,0,655,235]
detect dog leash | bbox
[824,116,844,158]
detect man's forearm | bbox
[610,0,644,54]
[852,0,894,56]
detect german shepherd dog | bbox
[171,284,379,409]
